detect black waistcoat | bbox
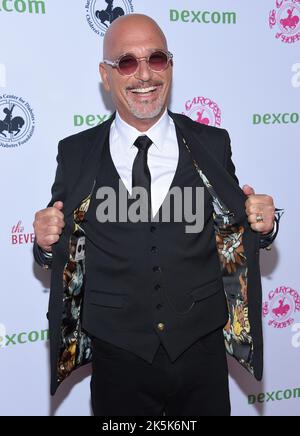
[82,129,228,363]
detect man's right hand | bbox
[33,201,65,252]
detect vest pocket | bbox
[190,278,224,302]
[88,290,127,308]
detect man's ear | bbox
[99,63,110,92]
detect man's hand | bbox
[243,185,275,234]
[33,201,65,252]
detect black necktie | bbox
[132,135,152,219]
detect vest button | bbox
[150,226,157,233]
[156,304,163,310]
[151,246,158,254]
[154,284,161,291]
[153,266,162,273]
[157,323,165,332]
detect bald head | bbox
[99,14,172,131]
[103,14,168,59]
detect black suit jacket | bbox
[34,112,277,394]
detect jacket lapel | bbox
[63,111,247,223]
[170,112,247,224]
[63,115,115,218]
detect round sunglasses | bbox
[102,50,173,76]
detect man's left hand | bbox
[243,185,275,234]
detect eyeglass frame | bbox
[102,50,174,76]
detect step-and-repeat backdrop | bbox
[0,0,299,416]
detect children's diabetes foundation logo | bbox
[85,0,134,36]
[263,286,300,329]
[0,94,35,148]
[183,96,221,127]
[269,0,300,44]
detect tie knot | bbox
[134,135,153,151]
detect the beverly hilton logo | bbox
[0,94,35,148]
[85,0,134,37]
[263,286,300,329]
[183,96,221,127]
[269,0,300,44]
[11,221,35,245]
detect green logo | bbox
[249,388,300,405]
[170,9,236,24]
[73,114,112,128]
[253,113,299,125]
[0,0,45,14]
[0,328,49,348]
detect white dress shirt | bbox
[109,111,179,217]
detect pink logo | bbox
[269,0,300,44]
[183,96,221,127]
[263,286,300,329]
[11,220,35,245]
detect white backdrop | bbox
[0,0,299,416]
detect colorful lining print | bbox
[57,194,93,384]
[182,137,254,375]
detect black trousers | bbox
[91,328,230,416]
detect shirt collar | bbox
[115,110,170,151]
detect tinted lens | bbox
[118,55,138,75]
[149,51,169,71]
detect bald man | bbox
[33,14,278,416]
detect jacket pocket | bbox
[88,290,127,308]
[190,278,224,302]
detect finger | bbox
[249,222,268,232]
[248,214,274,233]
[43,225,64,236]
[35,208,64,223]
[45,215,65,228]
[243,185,255,196]
[40,211,65,226]
[246,204,275,216]
[36,233,60,248]
[246,195,274,206]
[53,201,64,210]
[42,234,60,246]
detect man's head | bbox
[100,14,173,131]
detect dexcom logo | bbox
[249,387,300,405]
[253,112,299,125]
[0,325,49,348]
[0,0,45,14]
[0,324,6,349]
[170,9,236,24]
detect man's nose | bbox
[134,59,152,81]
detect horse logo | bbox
[280,6,300,30]
[272,298,291,318]
[0,96,35,148]
[263,286,300,329]
[95,0,125,28]
[85,0,134,37]
[269,0,300,43]
[0,104,25,138]
[183,96,222,127]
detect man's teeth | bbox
[131,87,157,94]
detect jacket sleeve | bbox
[223,130,280,249]
[33,141,67,269]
